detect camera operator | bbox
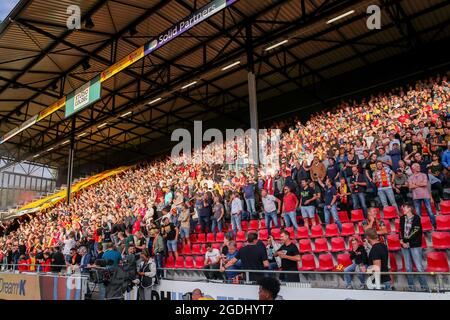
[135,249,157,300]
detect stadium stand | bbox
[0,74,450,293]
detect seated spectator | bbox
[220,241,241,281]
[362,207,388,242]
[265,236,281,271]
[407,163,437,229]
[344,237,368,289]
[399,204,429,291]
[204,243,221,280]
[337,177,352,217]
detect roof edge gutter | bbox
[0,0,31,36]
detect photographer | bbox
[135,249,157,300]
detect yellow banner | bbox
[0,273,41,300]
[37,97,66,122]
[101,46,144,82]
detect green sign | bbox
[65,75,101,118]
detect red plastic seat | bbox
[285,227,295,240]
[249,220,259,231]
[440,200,450,215]
[436,215,450,231]
[175,256,185,268]
[421,216,433,232]
[426,252,450,272]
[357,223,365,235]
[337,253,352,268]
[206,233,215,243]
[241,221,249,231]
[299,254,316,271]
[422,234,427,249]
[260,220,267,229]
[311,225,324,238]
[197,233,206,244]
[330,237,346,252]
[314,238,329,253]
[382,219,391,233]
[271,228,281,240]
[318,254,335,271]
[394,219,400,233]
[195,224,202,234]
[297,226,309,239]
[195,256,205,269]
[340,223,355,236]
[299,239,313,253]
[387,233,401,251]
[421,202,436,214]
[212,243,221,251]
[189,234,197,243]
[200,245,207,255]
[191,244,201,255]
[236,231,246,242]
[383,206,398,219]
[216,232,225,243]
[389,253,399,272]
[182,244,192,255]
[165,256,175,268]
[338,211,350,223]
[432,232,450,249]
[185,256,195,269]
[351,209,364,222]
[325,224,340,237]
[258,229,269,241]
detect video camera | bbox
[89,259,114,284]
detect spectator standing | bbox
[281,186,299,233]
[399,204,429,291]
[179,204,191,246]
[299,180,319,229]
[319,178,342,232]
[230,192,243,235]
[407,163,437,228]
[224,233,269,282]
[393,169,409,205]
[373,161,399,213]
[274,230,300,282]
[161,217,179,262]
[349,166,368,218]
[261,189,281,233]
[136,249,157,300]
[243,179,257,219]
[211,196,224,235]
[51,246,65,273]
[366,229,391,290]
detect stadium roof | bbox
[0,0,449,171]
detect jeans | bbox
[231,214,242,234]
[283,211,299,230]
[211,218,223,234]
[378,187,399,212]
[324,204,342,232]
[155,253,164,279]
[352,193,368,218]
[265,211,279,232]
[344,263,366,286]
[413,198,437,228]
[199,215,210,233]
[402,246,429,290]
[245,198,256,215]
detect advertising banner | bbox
[0,273,41,300]
[101,46,144,82]
[149,279,450,301]
[37,97,66,121]
[144,0,228,56]
[65,75,101,118]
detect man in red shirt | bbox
[281,186,299,233]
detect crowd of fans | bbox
[0,73,449,295]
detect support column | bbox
[246,24,259,171]
[66,116,76,205]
